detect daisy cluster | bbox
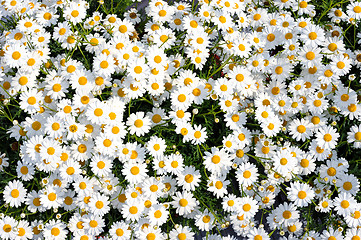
[1,0,361,239]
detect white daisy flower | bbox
[3,180,27,207]
[126,111,152,137]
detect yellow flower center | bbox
[202,215,211,223]
[323,133,332,142]
[341,200,349,208]
[51,227,60,236]
[243,203,251,212]
[129,206,138,214]
[130,166,140,175]
[280,158,288,165]
[212,155,220,164]
[215,181,223,189]
[283,210,292,219]
[179,199,188,207]
[298,190,307,199]
[154,210,162,218]
[243,170,251,178]
[327,167,336,176]
[11,189,19,198]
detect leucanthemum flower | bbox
[269,58,293,81]
[247,228,270,240]
[169,109,191,125]
[236,162,259,187]
[39,138,62,164]
[43,219,68,240]
[190,124,207,145]
[187,49,209,70]
[319,159,346,183]
[255,105,276,123]
[121,198,145,222]
[297,45,322,68]
[336,173,360,195]
[93,53,116,77]
[168,225,195,240]
[109,221,131,240]
[40,185,64,210]
[153,28,176,49]
[182,15,202,33]
[288,118,313,141]
[177,166,201,192]
[90,154,113,177]
[148,204,169,226]
[149,3,175,23]
[103,123,127,142]
[345,203,361,228]
[307,95,329,114]
[171,87,194,110]
[272,149,298,175]
[203,147,233,176]
[16,161,34,181]
[213,10,234,31]
[146,45,169,70]
[208,174,230,198]
[300,24,325,47]
[94,134,118,157]
[146,136,167,158]
[315,126,340,150]
[63,1,87,24]
[73,176,94,195]
[3,180,27,207]
[69,69,95,93]
[83,214,105,236]
[347,124,361,148]
[345,227,361,240]
[126,112,152,137]
[164,153,185,176]
[328,8,347,23]
[318,197,333,213]
[274,202,299,227]
[323,36,345,54]
[333,192,356,217]
[89,192,110,217]
[122,162,148,185]
[5,43,27,68]
[347,1,361,20]
[64,118,86,141]
[249,8,268,27]
[62,190,76,211]
[194,209,215,231]
[0,216,17,240]
[237,196,259,220]
[70,139,94,162]
[147,77,165,96]
[222,193,241,213]
[261,116,282,137]
[286,182,315,207]
[172,191,197,216]
[127,57,150,80]
[11,71,37,92]
[19,88,43,114]
[21,51,42,73]
[213,77,235,98]
[330,54,352,76]
[141,177,165,200]
[297,153,316,175]
[14,219,33,240]
[225,111,247,131]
